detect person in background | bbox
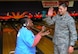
[15,17,50,54]
[43,3,77,54]
[42,10,47,19]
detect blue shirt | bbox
[15,27,36,54]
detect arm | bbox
[67,18,77,54]
[32,26,50,47]
[32,33,41,47]
[68,18,77,46]
[43,16,56,25]
[43,7,56,25]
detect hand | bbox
[41,26,46,32]
[68,46,74,54]
[40,30,50,36]
[48,7,54,17]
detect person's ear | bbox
[65,7,67,11]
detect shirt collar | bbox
[22,26,27,30]
[58,12,69,19]
[62,12,69,17]
[22,26,31,31]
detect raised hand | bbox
[48,7,54,17]
[39,30,50,36]
[41,26,46,32]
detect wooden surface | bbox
[37,37,54,54]
[3,25,16,54]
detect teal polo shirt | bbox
[15,27,36,54]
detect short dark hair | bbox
[19,17,28,26]
[59,2,68,7]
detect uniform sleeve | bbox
[43,16,56,25]
[67,18,77,46]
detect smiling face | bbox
[58,3,68,16]
[58,5,67,16]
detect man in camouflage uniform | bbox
[43,3,77,54]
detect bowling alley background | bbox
[0,1,78,54]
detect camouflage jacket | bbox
[43,12,77,46]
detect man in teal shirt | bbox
[15,17,50,54]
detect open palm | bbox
[48,7,54,17]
